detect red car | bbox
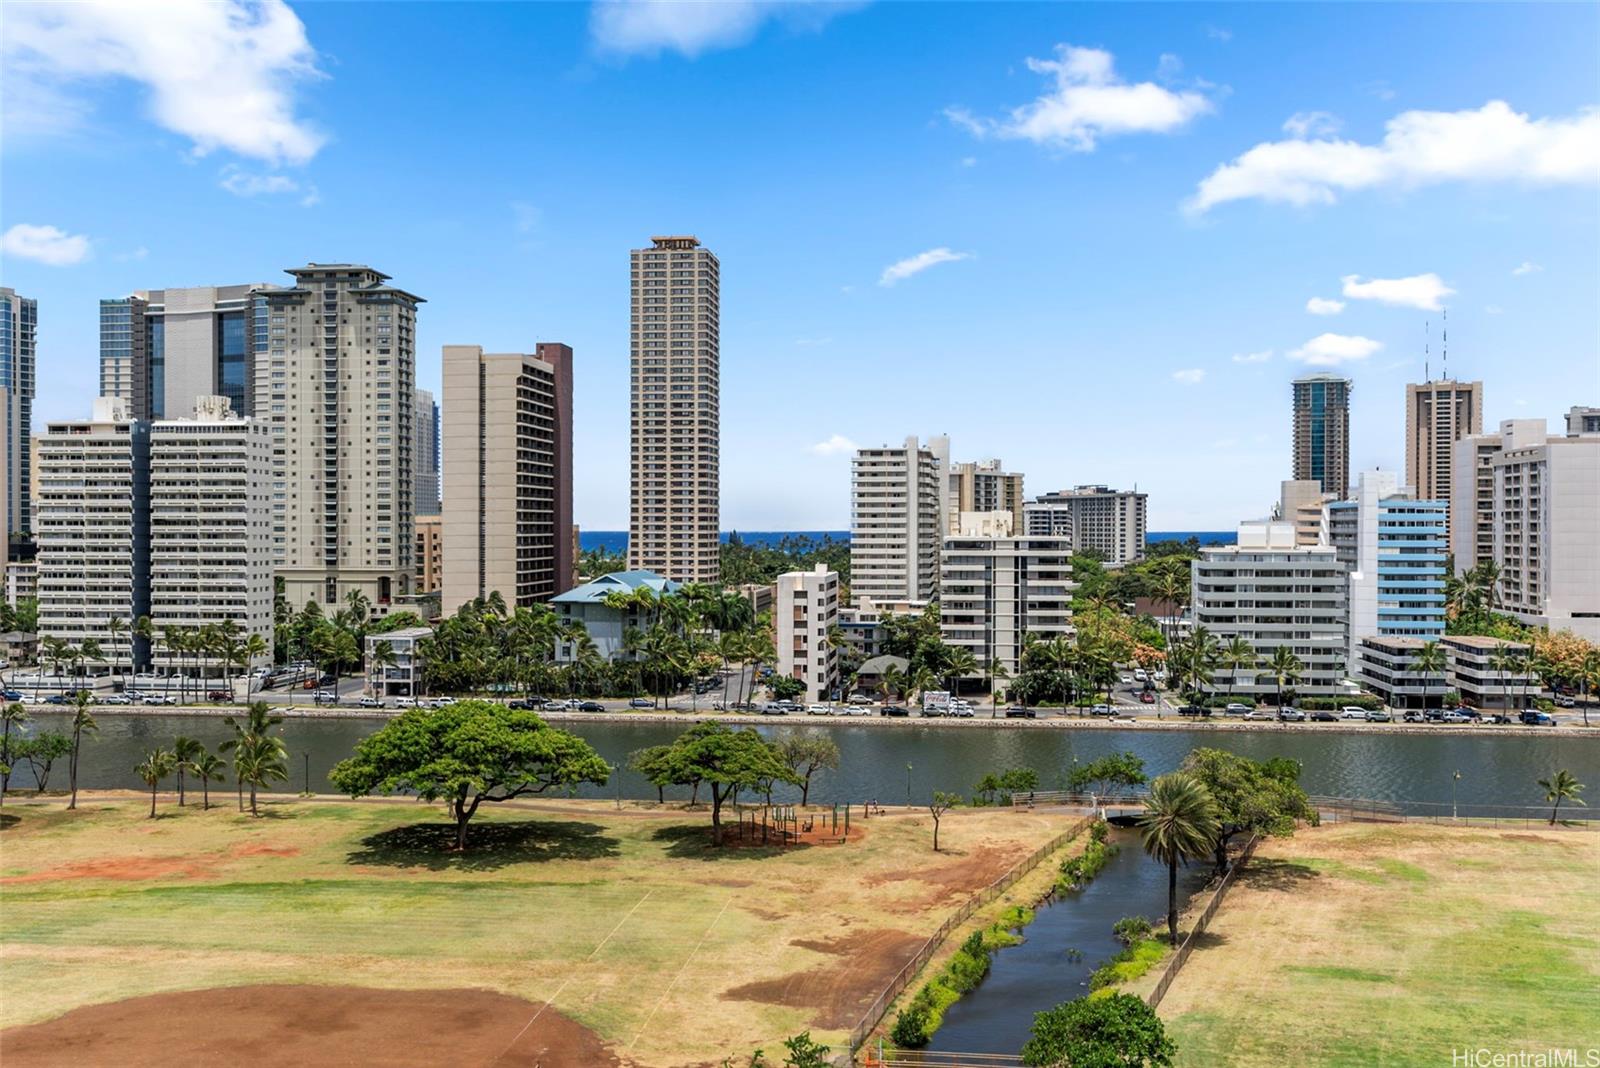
[1139,691,1156,704]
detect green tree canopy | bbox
[663,722,796,845]
[774,732,840,807]
[1021,992,1176,1068]
[1067,752,1148,797]
[1180,748,1317,875]
[330,700,610,850]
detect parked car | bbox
[1176,704,1208,717]
[847,693,873,705]
[881,704,910,717]
[1440,710,1472,723]
[207,689,233,702]
[1310,709,1338,722]
[948,704,974,718]
[1365,709,1392,723]
[1089,703,1116,716]
[1520,710,1555,726]
[357,696,384,709]
[102,694,133,705]
[1004,707,1037,719]
[1489,713,1513,724]
[628,697,654,709]
[1340,706,1371,720]
[2,689,24,701]
[394,697,417,708]
[312,689,339,702]
[1277,707,1305,722]
[1139,691,1156,704]
[577,700,606,712]
[1223,703,1252,716]
[807,704,832,716]
[1402,710,1426,723]
[1554,694,1577,708]
[760,703,788,715]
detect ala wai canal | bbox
[19,713,1600,814]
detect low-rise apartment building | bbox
[367,626,431,698]
[939,512,1074,682]
[553,570,680,662]
[775,564,840,702]
[1355,634,1536,710]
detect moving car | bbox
[394,697,417,708]
[880,704,910,717]
[948,704,974,718]
[207,689,233,702]
[1365,709,1392,723]
[1004,707,1037,719]
[1402,710,1426,723]
[1176,704,1208,717]
[629,697,654,709]
[1139,691,1156,704]
[1120,674,1133,684]
[1520,710,1555,726]
[1089,704,1116,716]
[807,704,832,716]
[1223,703,1252,716]
[1440,710,1472,723]
[1277,707,1305,722]
[760,702,788,715]
[2,689,24,701]
[312,689,339,702]
[102,694,133,705]
[1340,706,1371,720]
[143,694,176,706]
[1243,708,1276,721]
[357,696,384,709]
[578,701,606,712]
[1310,710,1338,722]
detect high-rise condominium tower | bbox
[414,388,440,514]
[1023,485,1147,567]
[948,459,1025,533]
[99,284,266,420]
[851,435,949,607]
[628,236,720,584]
[0,288,37,533]
[255,264,420,612]
[1405,377,1482,545]
[440,344,574,615]
[1291,374,1352,499]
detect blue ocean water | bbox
[578,530,1236,553]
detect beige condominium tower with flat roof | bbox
[440,344,574,616]
[255,264,421,614]
[628,236,720,584]
[1405,377,1483,546]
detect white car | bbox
[1340,706,1370,720]
[1134,669,1149,681]
[312,689,339,702]
[807,704,832,716]
[1224,703,1251,715]
[357,696,384,709]
[1243,708,1275,720]
[1120,674,1134,684]
[1089,703,1116,716]
[102,694,133,705]
[395,697,417,708]
[848,694,873,705]
[845,704,870,716]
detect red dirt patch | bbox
[0,839,300,886]
[0,985,624,1068]
[863,844,1025,907]
[721,928,926,1029]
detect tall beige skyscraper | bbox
[628,236,720,584]
[254,264,421,613]
[440,344,573,615]
[1406,378,1483,514]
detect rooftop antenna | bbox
[1441,307,1449,381]
[1424,320,1430,383]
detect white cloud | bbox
[960,156,977,168]
[512,201,542,234]
[1231,350,1273,364]
[1,223,91,266]
[1206,26,1233,43]
[946,44,1211,151]
[1188,100,1600,213]
[878,247,971,287]
[1341,272,1454,311]
[1484,304,1504,315]
[1282,110,1341,139]
[220,167,298,197]
[1511,261,1543,276]
[1287,333,1383,366]
[809,434,859,456]
[1305,297,1345,316]
[590,0,860,58]
[3,0,325,165]
[1171,368,1206,384]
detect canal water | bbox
[925,827,1205,1055]
[14,714,1600,813]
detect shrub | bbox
[1112,915,1154,946]
[1057,820,1117,892]
[1089,937,1169,990]
[1201,695,1256,708]
[891,1003,932,1047]
[896,905,1039,1045]
[1299,695,1383,711]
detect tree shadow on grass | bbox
[347,819,621,871]
[1239,858,1323,893]
[651,822,796,860]
[0,812,19,830]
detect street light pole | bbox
[1452,770,1461,821]
[303,752,311,796]
[905,763,913,810]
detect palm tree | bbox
[988,656,1009,719]
[66,691,98,810]
[132,614,155,680]
[1537,770,1585,825]
[134,748,176,818]
[1266,646,1303,713]
[1219,637,1256,704]
[908,664,936,711]
[173,736,204,806]
[880,664,906,708]
[107,616,127,692]
[945,647,979,695]
[241,633,270,701]
[1035,635,1076,715]
[1139,772,1221,945]
[233,733,289,817]
[368,640,396,698]
[192,750,225,810]
[220,702,283,812]
[1582,650,1600,728]
[1414,641,1447,711]
[1151,568,1187,648]
[1,701,29,805]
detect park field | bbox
[1134,822,1600,1067]
[0,793,1071,1067]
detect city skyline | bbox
[2,1,1597,531]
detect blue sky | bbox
[3,1,1597,531]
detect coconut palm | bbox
[1218,637,1256,704]
[132,615,155,678]
[880,664,906,708]
[988,656,1009,719]
[1266,646,1303,713]
[1,701,29,804]
[107,616,127,691]
[233,733,289,817]
[134,748,176,818]
[66,691,98,810]
[241,633,270,701]
[1139,772,1221,945]
[1414,641,1447,711]
[173,735,205,806]
[192,750,225,810]
[220,702,283,812]
[1151,568,1188,648]
[367,640,397,697]
[1538,770,1585,825]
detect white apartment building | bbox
[36,398,149,672]
[1328,471,1448,667]
[851,434,948,607]
[1191,520,1350,698]
[948,459,1024,533]
[367,627,431,699]
[148,397,274,674]
[1023,485,1147,566]
[939,511,1074,682]
[1450,420,1549,575]
[255,264,420,614]
[775,564,840,702]
[1279,479,1333,546]
[1354,634,1537,710]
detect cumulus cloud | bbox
[590,0,861,58]
[3,0,325,165]
[1,223,91,266]
[946,44,1211,151]
[879,247,971,287]
[1287,333,1383,366]
[809,434,859,456]
[219,165,318,206]
[1341,272,1454,311]
[1188,100,1600,214]
[1511,261,1542,276]
[1171,368,1206,384]
[1282,110,1341,139]
[1305,297,1345,316]
[1206,26,1232,43]
[1231,350,1273,364]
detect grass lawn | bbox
[0,793,1068,1065]
[1133,823,1600,1067]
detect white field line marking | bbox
[629,896,735,1050]
[492,887,656,1063]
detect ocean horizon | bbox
[579,530,1237,554]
